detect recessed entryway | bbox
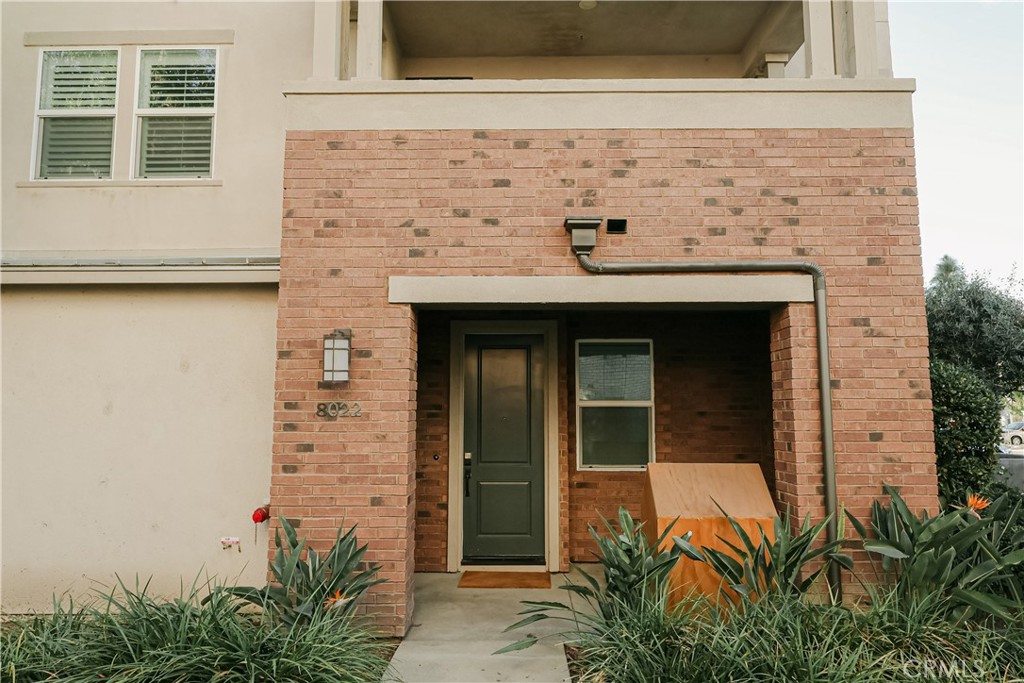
[448,321,559,572]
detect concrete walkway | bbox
[389,573,574,683]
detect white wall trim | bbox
[24,30,235,46]
[285,77,916,95]
[390,275,814,306]
[16,179,223,188]
[447,321,560,573]
[1,254,280,284]
[1,270,280,285]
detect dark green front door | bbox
[463,334,545,564]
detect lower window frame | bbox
[574,338,656,471]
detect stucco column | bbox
[311,0,345,80]
[355,0,383,80]
[803,0,837,78]
[834,0,882,78]
[850,0,881,77]
[873,0,894,77]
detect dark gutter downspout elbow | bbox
[572,247,841,602]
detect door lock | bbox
[463,452,472,497]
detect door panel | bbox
[477,482,534,535]
[463,334,545,563]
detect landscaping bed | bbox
[504,490,1024,683]
[1,519,396,683]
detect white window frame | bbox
[575,338,656,471]
[130,45,218,180]
[31,47,121,181]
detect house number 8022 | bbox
[316,402,361,418]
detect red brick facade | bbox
[273,127,937,635]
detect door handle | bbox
[463,452,472,497]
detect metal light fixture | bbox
[579,0,597,9]
[323,329,351,383]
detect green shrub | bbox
[588,507,684,617]
[217,516,385,625]
[500,506,1024,681]
[673,507,852,603]
[1,577,393,683]
[573,590,1024,683]
[850,484,1024,621]
[930,359,1002,501]
[852,588,1024,680]
[988,477,1024,587]
[497,507,685,654]
[926,270,1024,398]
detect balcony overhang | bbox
[283,78,916,131]
[386,1,803,59]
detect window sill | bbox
[577,464,651,473]
[16,179,223,188]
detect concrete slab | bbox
[390,572,580,683]
[391,640,570,683]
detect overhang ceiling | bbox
[385,1,803,58]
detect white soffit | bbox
[388,275,814,305]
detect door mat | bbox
[458,571,551,589]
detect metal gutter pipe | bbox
[568,233,842,601]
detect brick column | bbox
[271,131,418,635]
[770,303,825,521]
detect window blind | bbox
[38,117,115,178]
[137,116,213,177]
[136,49,216,177]
[138,49,216,109]
[37,50,117,178]
[40,50,118,109]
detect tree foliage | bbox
[926,260,1024,397]
[930,359,1001,501]
[930,254,967,289]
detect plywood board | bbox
[645,462,775,519]
[642,463,777,604]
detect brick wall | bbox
[273,127,937,634]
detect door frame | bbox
[447,320,559,572]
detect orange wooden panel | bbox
[642,463,777,604]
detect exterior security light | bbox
[323,329,351,382]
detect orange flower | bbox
[966,493,991,512]
[324,590,348,610]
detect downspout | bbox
[566,220,841,601]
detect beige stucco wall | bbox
[1,1,313,253]
[400,55,744,80]
[1,285,277,612]
[284,78,916,131]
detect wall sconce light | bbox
[323,329,351,383]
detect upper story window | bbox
[135,48,216,178]
[35,49,119,179]
[33,46,217,181]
